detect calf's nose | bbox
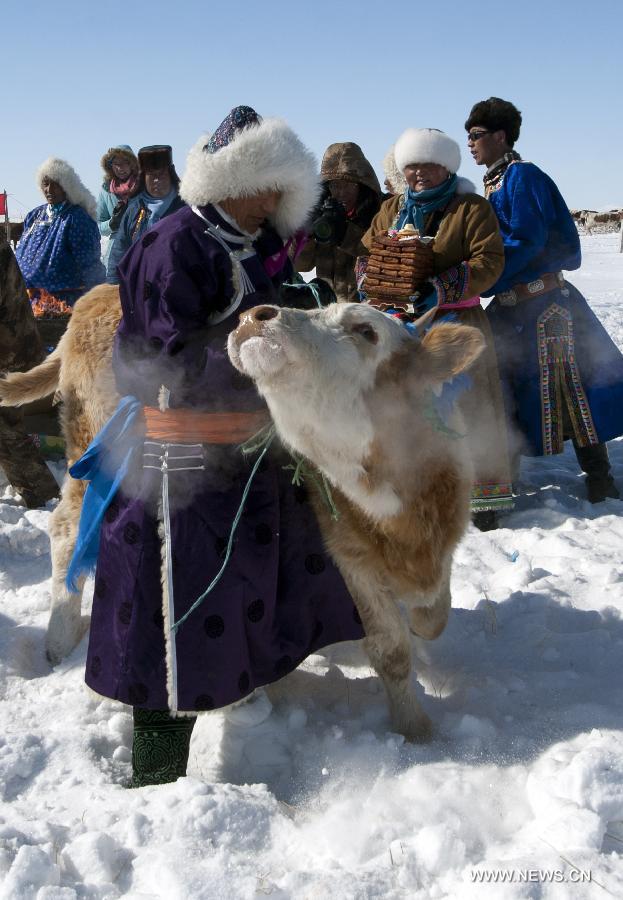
[250,305,279,322]
[234,305,280,345]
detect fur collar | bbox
[455,176,477,195]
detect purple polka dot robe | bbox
[85,204,364,714]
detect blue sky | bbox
[2,0,621,218]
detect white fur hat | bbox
[394,128,461,175]
[180,116,321,238]
[36,158,97,219]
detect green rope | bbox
[423,389,466,440]
[171,430,275,632]
[319,471,340,521]
[172,423,339,633]
[282,279,323,309]
[283,452,340,522]
[240,422,276,456]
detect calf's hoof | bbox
[402,712,434,744]
[391,705,434,743]
[46,605,90,666]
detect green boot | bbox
[130,708,196,787]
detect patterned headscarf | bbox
[205,106,261,154]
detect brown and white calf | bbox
[228,302,484,740]
[1,289,483,740]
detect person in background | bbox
[466,97,623,503]
[15,158,104,308]
[361,128,514,530]
[0,236,59,507]
[295,142,382,300]
[96,145,139,266]
[106,145,184,284]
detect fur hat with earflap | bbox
[36,158,98,220]
[394,128,461,175]
[180,105,321,238]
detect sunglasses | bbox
[467,130,492,142]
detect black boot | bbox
[574,442,620,504]
[472,509,499,531]
[130,708,196,787]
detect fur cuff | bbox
[432,262,471,304]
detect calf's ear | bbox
[420,323,485,380]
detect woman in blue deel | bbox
[16,158,104,307]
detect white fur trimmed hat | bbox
[36,158,97,219]
[394,128,461,175]
[180,106,321,238]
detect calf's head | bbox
[228,302,483,403]
[228,303,484,517]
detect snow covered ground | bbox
[1,234,622,899]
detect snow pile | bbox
[0,234,622,898]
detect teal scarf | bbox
[396,175,458,233]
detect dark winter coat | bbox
[0,241,59,505]
[0,242,45,373]
[86,204,364,714]
[295,143,382,300]
[106,194,185,284]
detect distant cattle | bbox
[571,209,622,234]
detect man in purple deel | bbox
[83,106,364,787]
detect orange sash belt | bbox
[142,407,271,444]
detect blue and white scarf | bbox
[396,175,458,233]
